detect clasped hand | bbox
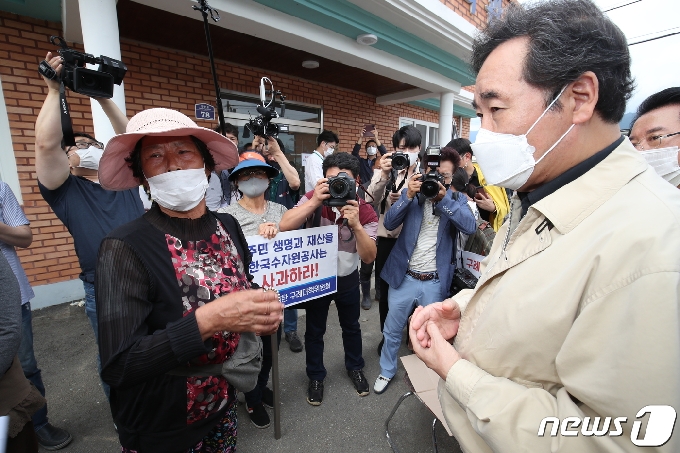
[408,298,462,379]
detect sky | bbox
[469,0,680,138]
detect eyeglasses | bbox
[67,140,104,151]
[238,169,268,179]
[632,131,680,150]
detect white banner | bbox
[461,251,485,279]
[246,226,338,307]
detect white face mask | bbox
[146,167,209,212]
[471,86,575,190]
[324,145,335,157]
[640,146,680,179]
[75,146,103,170]
[238,177,270,198]
[367,146,377,156]
[408,152,419,167]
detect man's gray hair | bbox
[471,0,634,124]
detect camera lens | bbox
[391,154,409,171]
[420,179,439,198]
[81,74,97,88]
[329,179,349,198]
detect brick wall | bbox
[441,0,515,29]
[0,11,454,288]
[460,117,471,139]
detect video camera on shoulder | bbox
[243,77,286,138]
[38,36,127,98]
[419,145,444,199]
[324,172,356,207]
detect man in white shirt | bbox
[304,130,339,192]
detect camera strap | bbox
[37,59,75,147]
[380,170,407,214]
[59,82,76,148]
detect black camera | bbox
[390,151,410,171]
[324,172,356,207]
[420,146,444,199]
[244,77,286,138]
[40,36,126,99]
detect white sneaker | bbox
[374,374,392,394]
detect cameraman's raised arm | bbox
[257,136,300,190]
[35,52,129,190]
[97,97,128,135]
[35,52,71,190]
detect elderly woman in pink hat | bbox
[95,108,283,453]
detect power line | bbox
[627,26,680,41]
[603,0,642,12]
[629,31,680,46]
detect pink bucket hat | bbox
[99,108,239,191]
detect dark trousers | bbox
[375,237,398,332]
[244,327,282,406]
[359,259,374,282]
[304,281,364,381]
[18,303,48,431]
[6,421,39,453]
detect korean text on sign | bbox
[245,225,338,307]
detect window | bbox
[399,117,439,148]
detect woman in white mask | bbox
[218,157,285,429]
[96,108,283,453]
[219,158,285,239]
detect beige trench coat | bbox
[441,139,680,452]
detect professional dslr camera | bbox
[419,145,444,199]
[390,151,410,171]
[38,36,127,99]
[324,172,356,207]
[244,77,287,138]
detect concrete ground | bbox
[31,288,463,453]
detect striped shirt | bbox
[408,200,439,272]
[0,182,34,304]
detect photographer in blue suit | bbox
[374,147,475,394]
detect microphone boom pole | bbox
[193,0,226,135]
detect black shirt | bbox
[352,143,387,187]
[39,175,144,283]
[517,136,624,218]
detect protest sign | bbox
[246,225,338,307]
[461,251,484,278]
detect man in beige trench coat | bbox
[410,1,680,452]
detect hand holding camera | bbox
[38,36,127,99]
[407,173,423,200]
[339,200,361,229]
[380,152,394,176]
[312,178,331,206]
[39,52,63,92]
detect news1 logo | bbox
[537,405,677,447]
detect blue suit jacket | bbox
[380,189,476,301]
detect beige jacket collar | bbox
[529,138,647,235]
